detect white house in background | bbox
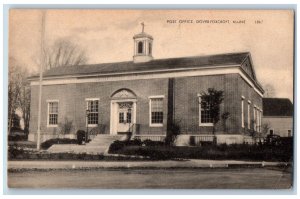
[262,98,293,137]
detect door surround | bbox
[110,89,137,135]
[110,99,137,135]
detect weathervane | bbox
[141,22,145,33]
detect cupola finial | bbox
[141,22,145,33]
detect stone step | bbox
[89,135,123,143]
[87,134,124,147]
[47,134,124,155]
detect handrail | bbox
[128,123,140,136]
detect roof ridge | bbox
[47,51,250,69]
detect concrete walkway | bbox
[8,159,290,170]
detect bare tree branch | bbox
[8,57,31,134]
[44,38,88,69]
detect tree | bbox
[11,113,21,130]
[221,112,230,132]
[8,57,31,135]
[18,79,31,135]
[165,119,181,146]
[261,122,271,136]
[44,38,88,69]
[263,83,276,97]
[200,88,224,135]
[8,58,22,134]
[58,117,74,137]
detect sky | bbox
[9,9,294,101]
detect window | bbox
[258,109,262,132]
[48,101,58,126]
[86,99,99,126]
[253,106,257,131]
[247,101,251,129]
[149,43,152,54]
[127,112,132,123]
[241,96,245,128]
[149,97,164,126]
[269,129,274,135]
[119,112,124,123]
[199,96,213,126]
[138,41,143,54]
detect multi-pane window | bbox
[247,101,251,129]
[150,98,163,126]
[257,108,261,132]
[253,106,257,131]
[86,99,99,126]
[48,101,58,126]
[199,96,213,126]
[127,112,132,123]
[119,112,124,123]
[198,96,213,126]
[254,107,261,132]
[241,97,245,128]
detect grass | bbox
[8,141,37,149]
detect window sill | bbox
[47,125,58,128]
[87,124,98,128]
[199,123,213,127]
[150,124,163,127]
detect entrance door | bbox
[117,102,133,133]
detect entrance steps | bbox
[47,134,124,155]
[88,134,124,146]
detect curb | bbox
[7,161,291,171]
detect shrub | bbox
[8,145,25,159]
[143,139,165,147]
[76,130,86,145]
[8,134,28,141]
[108,140,127,152]
[41,138,77,150]
[58,117,74,135]
[109,143,293,161]
[189,136,196,146]
[165,120,181,145]
[108,138,143,153]
[127,138,143,146]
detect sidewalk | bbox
[8,159,290,170]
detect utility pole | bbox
[37,10,46,150]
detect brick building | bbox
[28,30,264,145]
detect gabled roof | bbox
[263,98,293,117]
[30,52,248,77]
[28,52,264,92]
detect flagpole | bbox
[37,10,46,150]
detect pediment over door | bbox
[111,89,137,99]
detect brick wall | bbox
[29,73,262,141]
[237,75,263,135]
[173,74,262,135]
[29,78,169,140]
[173,74,225,134]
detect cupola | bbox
[133,22,153,63]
